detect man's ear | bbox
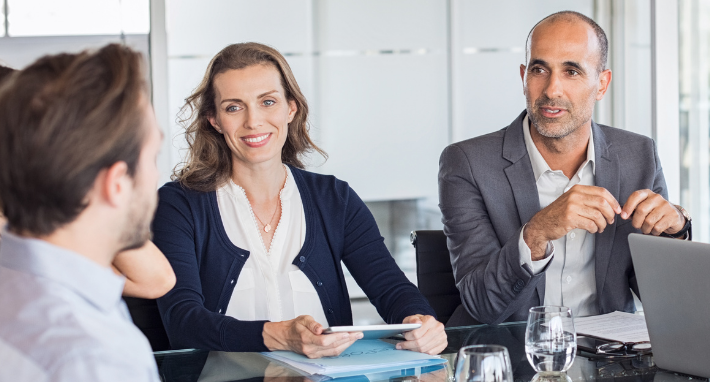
[520,64,527,95]
[596,69,612,100]
[97,161,131,208]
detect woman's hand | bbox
[263,315,362,359]
[396,315,447,355]
[112,241,176,299]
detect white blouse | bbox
[216,166,329,326]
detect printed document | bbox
[575,311,650,343]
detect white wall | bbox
[160,0,607,203]
[163,0,448,201]
[163,0,315,187]
[313,0,448,201]
[451,0,594,142]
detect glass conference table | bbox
[153,322,705,382]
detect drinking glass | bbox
[455,345,514,382]
[525,306,576,374]
[531,371,573,382]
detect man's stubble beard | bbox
[526,92,596,140]
[118,189,156,252]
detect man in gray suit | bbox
[439,11,692,326]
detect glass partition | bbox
[7,0,148,36]
[679,0,710,242]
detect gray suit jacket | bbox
[439,110,667,325]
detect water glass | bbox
[525,306,576,374]
[531,371,573,382]
[455,345,514,382]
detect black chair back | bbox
[411,230,462,325]
[124,297,171,351]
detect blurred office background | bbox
[1,0,708,324]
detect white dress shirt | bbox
[0,230,160,382]
[518,115,599,317]
[217,165,329,326]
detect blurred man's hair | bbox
[0,66,15,83]
[0,44,148,235]
[0,65,15,226]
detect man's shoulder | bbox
[0,335,156,382]
[449,128,507,153]
[0,337,48,381]
[0,278,101,375]
[596,123,656,150]
[440,128,508,170]
[0,269,154,377]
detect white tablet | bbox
[323,323,421,340]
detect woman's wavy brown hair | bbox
[173,42,327,192]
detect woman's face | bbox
[208,64,297,168]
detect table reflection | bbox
[153,322,681,382]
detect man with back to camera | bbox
[0,66,175,299]
[438,11,692,326]
[0,45,162,380]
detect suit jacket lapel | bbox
[503,111,544,302]
[591,122,620,311]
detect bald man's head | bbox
[525,11,608,74]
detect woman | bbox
[153,42,447,358]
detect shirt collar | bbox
[522,115,596,182]
[0,229,124,312]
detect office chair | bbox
[124,297,171,351]
[411,230,463,326]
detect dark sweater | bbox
[153,166,435,352]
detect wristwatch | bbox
[660,204,692,240]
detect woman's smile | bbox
[241,132,272,148]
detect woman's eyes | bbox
[225,100,275,112]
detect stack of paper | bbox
[262,340,446,378]
[574,311,650,343]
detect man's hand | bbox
[524,185,622,260]
[263,315,362,359]
[621,189,685,235]
[396,315,447,355]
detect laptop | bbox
[628,233,710,378]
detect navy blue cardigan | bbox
[153,166,435,352]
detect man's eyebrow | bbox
[563,61,585,73]
[529,59,587,74]
[528,59,548,68]
[219,90,279,104]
